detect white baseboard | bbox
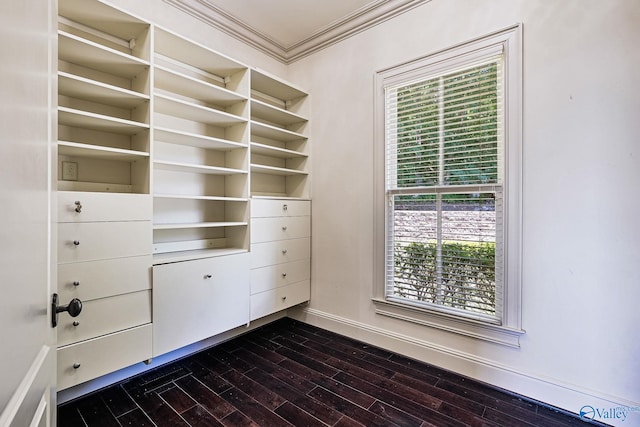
[289,307,639,426]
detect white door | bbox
[0,0,57,426]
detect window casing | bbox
[374,25,523,345]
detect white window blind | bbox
[384,53,505,323]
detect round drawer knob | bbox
[73,240,80,246]
[73,281,80,287]
[204,274,212,279]
[282,273,287,278]
[281,249,287,255]
[282,204,288,211]
[281,296,287,302]
[73,363,81,369]
[73,321,80,327]
[282,226,287,231]
[74,201,82,213]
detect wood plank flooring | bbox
[58,317,606,426]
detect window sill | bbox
[372,298,525,348]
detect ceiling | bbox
[163,0,430,63]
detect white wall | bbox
[287,0,640,421]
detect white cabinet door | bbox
[153,253,250,356]
[0,0,56,425]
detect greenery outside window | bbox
[374,25,523,345]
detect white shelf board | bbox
[154,94,247,127]
[155,65,246,107]
[58,31,149,78]
[251,195,311,201]
[59,72,149,108]
[152,247,248,265]
[153,221,248,230]
[251,142,307,159]
[251,68,307,102]
[58,141,149,161]
[154,194,248,202]
[57,180,134,193]
[251,121,306,142]
[251,99,307,126]
[59,107,149,135]
[154,127,246,151]
[250,164,308,176]
[155,27,247,78]
[154,160,247,175]
[59,0,149,41]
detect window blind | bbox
[384,55,505,322]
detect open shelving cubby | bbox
[152,27,251,263]
[57,0,151,194]
[250,68,310,200]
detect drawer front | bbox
[251,259,310,294]
[57,324,152,390]
[251,216,310,243]
[250,280,310,321]
[57,291,151,347]
[251,237,310,269]
[153,253,250,357]
[58,191,151,222]
[251,199,310,218]
[58,221,151,263]
[58,255,151,302]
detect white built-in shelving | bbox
[57,0,151,194]
[250,69,310,199]
[152,27,250,263]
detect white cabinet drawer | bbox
[57,291,151,347]
[153,253,250,357]
[250,280,310,321]
[251,237,310,269]
[251,216,310,243]
[251,199,310,218]
[251,259,310,294]
[58,191,151,222]
[57,324,152,390]
[58,255,151,302]
[58,221,151,263]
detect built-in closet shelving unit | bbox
[152,27,250,264]
[250,69,310,199]
[249,70,312,319]
[150,28,252,357]
[56,0,152,390]
[53,0,312,392]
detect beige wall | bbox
[287,0,640,421]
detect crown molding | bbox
[163,0,431,64]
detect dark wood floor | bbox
[58,317,605,427]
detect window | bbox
[374,25,523,345]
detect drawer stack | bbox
[250,199,310,320]
[56,192,152,390]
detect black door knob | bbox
[51,293,83,327]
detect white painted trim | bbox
[28,392,47,427]
[290,307,639,418]
[162,0,432,63]
[372,298,523,348]
[0,346,50,427]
